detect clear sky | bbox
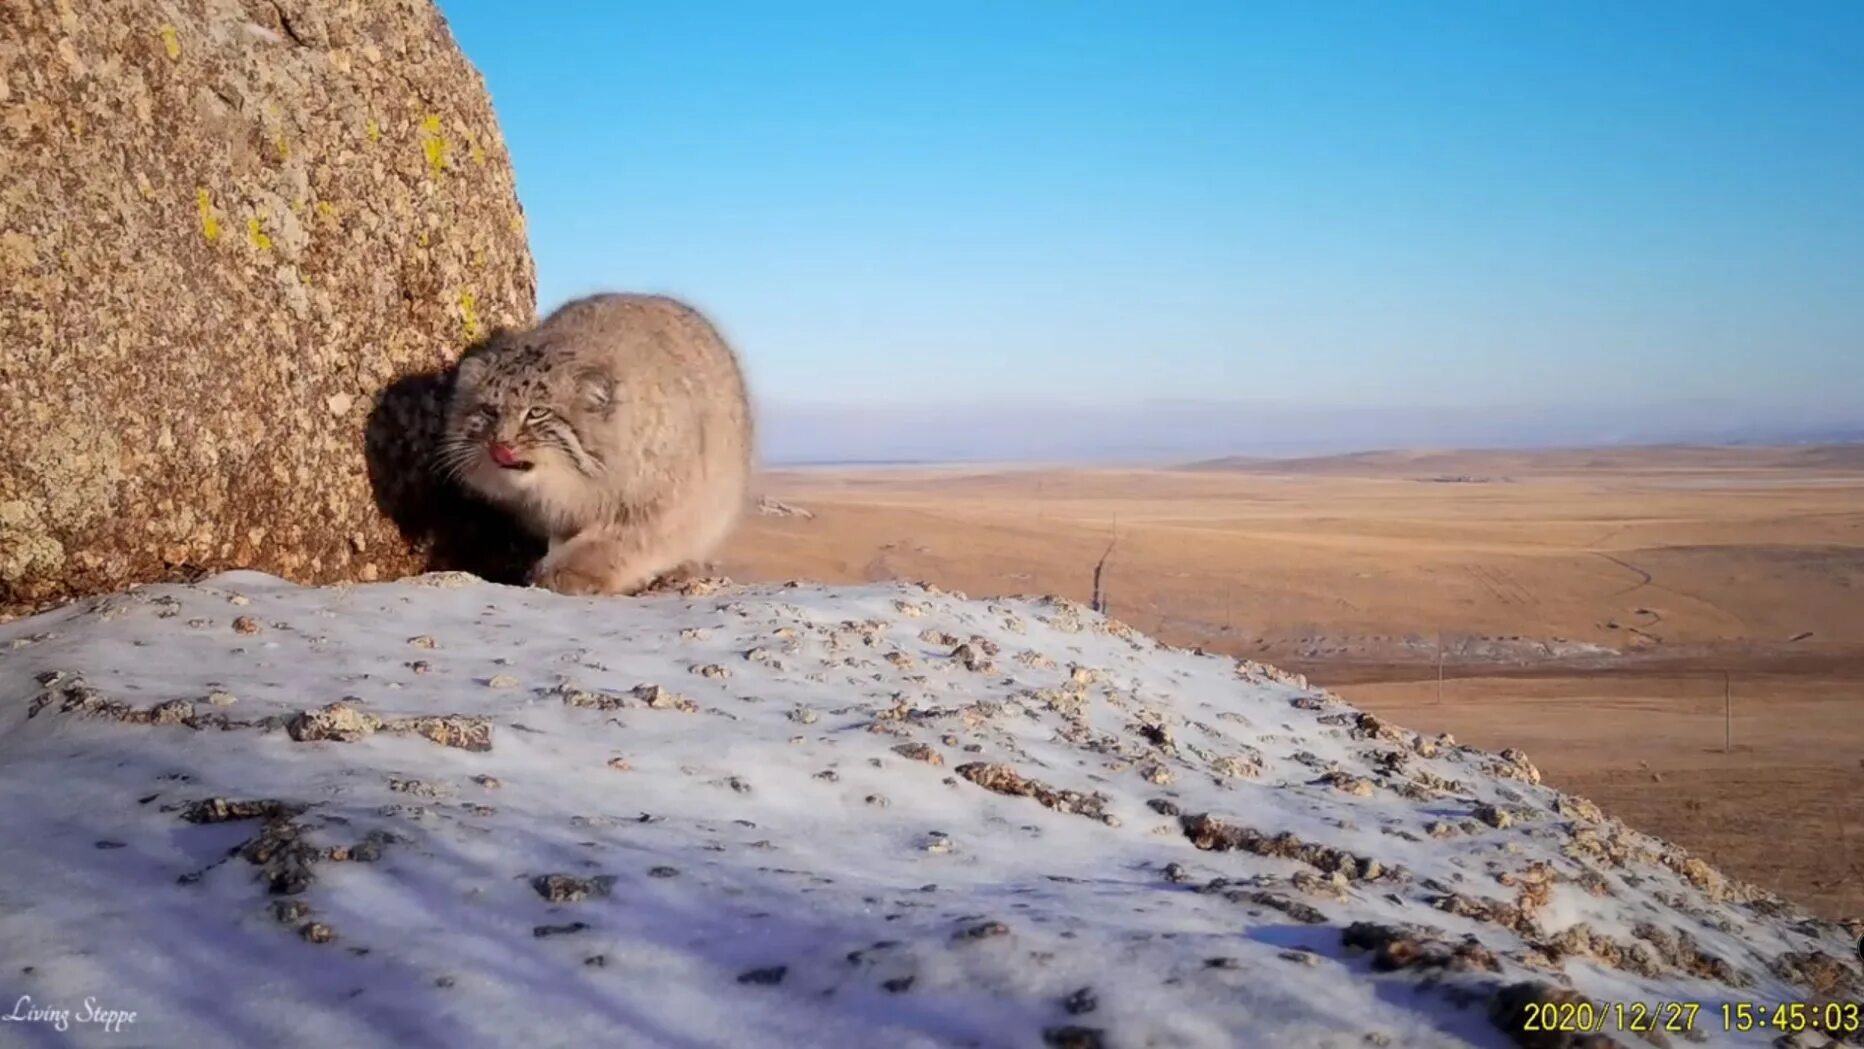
[436,1,1863,459]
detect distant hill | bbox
[1185,443,1864,476]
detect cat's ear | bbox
[577,369,616,415]
[454,350,492,391]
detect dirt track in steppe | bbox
[725,446,1864,919]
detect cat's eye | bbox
[524,406,552,422]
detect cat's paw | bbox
[529,559,609,596]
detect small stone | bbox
[531,873,616,903]
[532,922,590,938]
[954,920,1010,941]
[408,636,438,649]
[892,742,943,766]
[388,778,451,798]
[647,866,680,879]
[607,757,633,772]
[635,683,697,712]
[287,701,379,744]
[584,955,607,968]
[1209,754,1262,779]
[486,675,519,689]
[391,713,493,752]
[147,699,195,725]
[232,616,262,635]
[298,922,335,944]
[207,690,238,706]
[1063,987,1098,1015]
[882,976,915,993]
[950,643,993,672]
[736,965,787,986]
[472,775,502,790]
[788,706,819,725]
[1162,862,1192,884]
[273,901,311,925]
[956,763,1112,823]
[1278,950,1320,966]
[1315,771,1376,797]
[1475,804,1513,830]
[1043,1026,1106,1049]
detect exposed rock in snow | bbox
[0,572,1857,1048]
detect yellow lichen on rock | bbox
[197,188,220,242]
[420,114,449,174]
[458,289,481,339]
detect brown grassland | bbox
[724,445,1864,920]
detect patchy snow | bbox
[0,572,1856,1048]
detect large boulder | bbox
[0,0,536,614]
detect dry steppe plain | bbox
[726,445,1864,919]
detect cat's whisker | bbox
[536,421,602,478]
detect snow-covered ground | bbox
[0,572,1857,1048]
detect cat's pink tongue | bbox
[487,441,521,467]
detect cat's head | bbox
[440,336,617,501]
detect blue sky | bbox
[437,1,1863,459]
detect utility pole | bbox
[1090,515,1118,616]
[1723,672,1732,754]
[1436,629,1445,703]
